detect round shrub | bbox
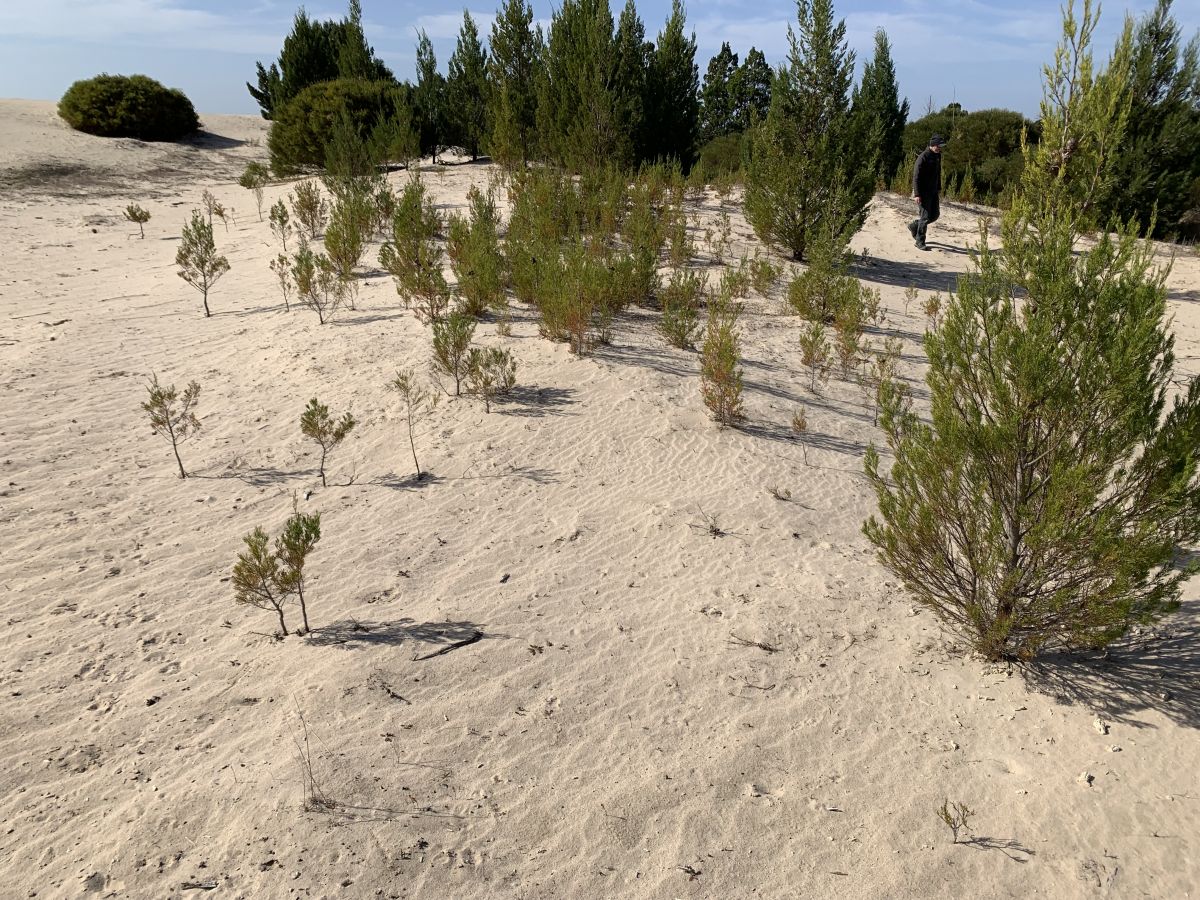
[268,78,412,176]
[58,74,199,141]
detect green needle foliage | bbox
[432,310,476,396]
[865,1,1200,661]
[123,203,150,238]
[176,210,229,318]
[232,502,322,637]
[700,293,744,425]
[465,346,517,413]
[387,368,439,479]
[379,175,450,323]
[142,373,201,479]
[239,162,271,221]
[447,186,507,318]
[659,268,705,349]
[300,398,356,487]
[291,181,329,242]
[270,198,293,253]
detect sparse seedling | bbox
[292,246,347,325]
[231,501,322,637]
[291,181,329,242]
[799,321,832,392]
[239,162,270,221]
[903,284,919,315]
[465,346,517,413]
[202,189,229,232]
[176,210,229,317]
[936,800,975,844]
[270,199,292,253]
[691,506,726,538]
[270,253,293,311]
[791,406,809,465]
[750,252,781,296]
[432,311,476,396]
[700,296,744,425]
[142,373,201,478]
[300,398,356,487]
[123,203,150,238]
[922,292,942,330]
[387,369,439,479]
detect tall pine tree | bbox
[414,29,447,163]
[611,0,652,168]
[489,0,544,166]
[743,0,869,260]
[537,0,618,171]
[699,42,739,142]
[645,0,700,167]
[730,48,772,132]
[447,11,490,160]
[850,29,909,184]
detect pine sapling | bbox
[176,210,229,317]
[903,284,919,315]
[791,406,810,465]
[270,253,293,311]
[275,500,322,634]
[123,203,150,238]
[387,369,439,479]
[202,189,229,232]
[142,373,201,478]
[300,398,356,487]
[270,199,292,253]
[799,321,832,392]
[936,800,975,844]
[700,298,744,426]
[238,162,270,222]
[465,346,517,412]
[291,181,329,242]
[232,527,290,635]
[922,292,942,330]
[432,311,476,396]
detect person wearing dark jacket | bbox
[908,134,947,250]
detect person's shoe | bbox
[907,221,918,240]
[915,241,930,251]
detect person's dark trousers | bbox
[910,199,940,247]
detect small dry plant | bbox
[387,368,439,479]
[142,373,201,478]
[202,189,230,232]
[123,203,150,238]
[936,800,975,844]
[300,398,356,487]
[923,292,942,330]
[903,283,919,315]
[176,210,229,317]
[767,484,792,501]
[238,162,270,222]
[465,347,517,412]
[791,406,809,465]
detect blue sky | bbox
[1,1,1197,118]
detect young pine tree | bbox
[124,203,151,238]
[849,29,909,186]
[743,0,872,261]
[176,211,230,317]
[232,527,291,635]
[432,310,476,396]
[465,347,517,412]
[142,374,201,478]
[865,2,1200,661]
[700,294,744,425]
[274,501,322,634]
[415,29,447,163]
[300,398,356,487]
[239,161,271,221]
[387,369,439,479]
[644,0,701,169]
[488,0,544,167]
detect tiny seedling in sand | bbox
[767,484,792,501]
[923,292,942,330]
[176,210,229,317]
[936,799,975,844]
[387,369,439,480]
[142,373,201,478]
[465,346,517,413]
[791,406,810,465]
[238,161,270,221]
[269,253,293,311]
[123,203,150,238]
[300,398,356,488]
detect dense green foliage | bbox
[58,74,198,141]
[447,12,490,159]
[267,78,413,175]
[850,29,909,184]
[645,0,700,168]
[866,3,1200,661]
[248,1,392,119]
[488,0,544,166]
[414,29,447,161]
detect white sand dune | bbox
[1,99,1198,899]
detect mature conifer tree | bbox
[645,0,700,167]
[489,0,544,166]
[730,48,772,131]
[699,42,739,141]
[866,3,1200,661]
[448,11,490,159]
[612,0,652,167]
[743,0,869,260]
[414,29,447,162]
[850,29,909,183]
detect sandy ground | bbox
[1,99,1198,900]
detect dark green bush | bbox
[268,78,413,176]
[58,74,199,141]
[691,132,744,185]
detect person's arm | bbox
[912,153,923,201]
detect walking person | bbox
[908,134,947,251]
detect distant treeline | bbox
[250,0,1200,241]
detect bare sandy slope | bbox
[1,99,1198,899]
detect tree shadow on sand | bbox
[308,618,507,653]
[1020,609,1200,729]
[964,836,1036,862]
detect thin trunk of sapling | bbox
[408,419,421,479]
[276,605,289,636]
[297,581,310,633]
[319,446,328,487]
[202,284,211,318]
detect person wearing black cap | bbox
[908,134,947,250]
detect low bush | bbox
[700,294,744,425]
[691,132,745,186]
[59,74,198,141]
[465,347,517,413]
[659,269,705,350]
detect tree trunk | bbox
[173,441,187,479]
[298,582,310,633]
[276,606,289,636]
